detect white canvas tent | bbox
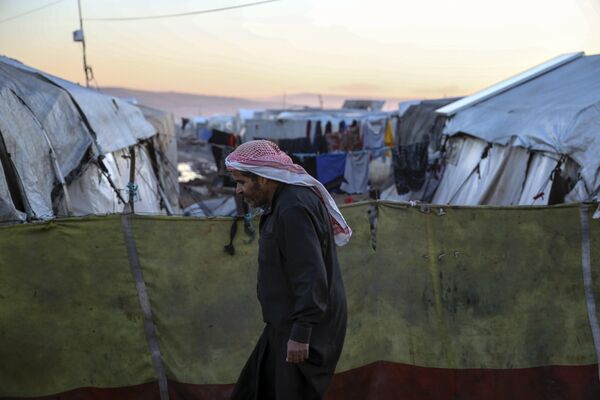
[0,56,177,222]
[432,52,600,205]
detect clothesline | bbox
[289,147,391,159]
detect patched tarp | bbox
[0,203,599,399]
[442,55,600,197]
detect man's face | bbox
[231,171,269,208]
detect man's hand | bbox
[286,339,309,363]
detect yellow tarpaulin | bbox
[0,203,598,397]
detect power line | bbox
[0,0,67,24]
[85,0,280,22]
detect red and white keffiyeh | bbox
[226,140,352,246]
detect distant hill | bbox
[100,87,413,118]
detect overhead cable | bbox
[0,0,67,24]
[85,0,280,22]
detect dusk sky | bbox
[1,0,599,99]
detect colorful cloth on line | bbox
[316,153,347,186]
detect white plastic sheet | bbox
[432,136,530,205]
[442,55,600,199]
[60,146,163,216]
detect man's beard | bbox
[244,182,268,208]
[246,194,268,209]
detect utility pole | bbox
[73,0,92,87]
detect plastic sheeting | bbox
[433,135,581,206]
[518,152,561,205]
[0,56,155,155]
[433,136,530,205]
[0,62,92,177]
[138,105,179,211]
[432,136,487,205]
[0,61,97,219]
[0,56,171,221]
[0,161,23,222]
[0,216,156,397]
[0,88,56,218]
[442,54,600,198]
[61,146,163,216]
[1,203,600,397]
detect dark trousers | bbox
[230,326,328,400]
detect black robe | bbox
[230,184,347,400]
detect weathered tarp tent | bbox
[434,52,600,205]
[0,56,178,220]
[1,202,599,399]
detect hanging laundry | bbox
[392,141,429,194]
[316,153,347,186]
[312,120,328,153]
[278,137,311,154]
[339,120,362,152]
[384,118,394,148]
[198,127,213,142]
[391,147,409,194]
[209,129,236,146]
[291,153,318,179]
[326,131,342,152]
[209,129,237,176]
[306,120,312,142]
[362,118,386,153]
[341,151,370,194]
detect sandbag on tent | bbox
[1,203,599,399]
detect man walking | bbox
[226,140,351,400]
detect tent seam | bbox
[579,204,600,382]
[121,214,170,399]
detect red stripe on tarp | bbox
[1,382,161,400]
[4,362,600,400]
[327,361,600,400]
